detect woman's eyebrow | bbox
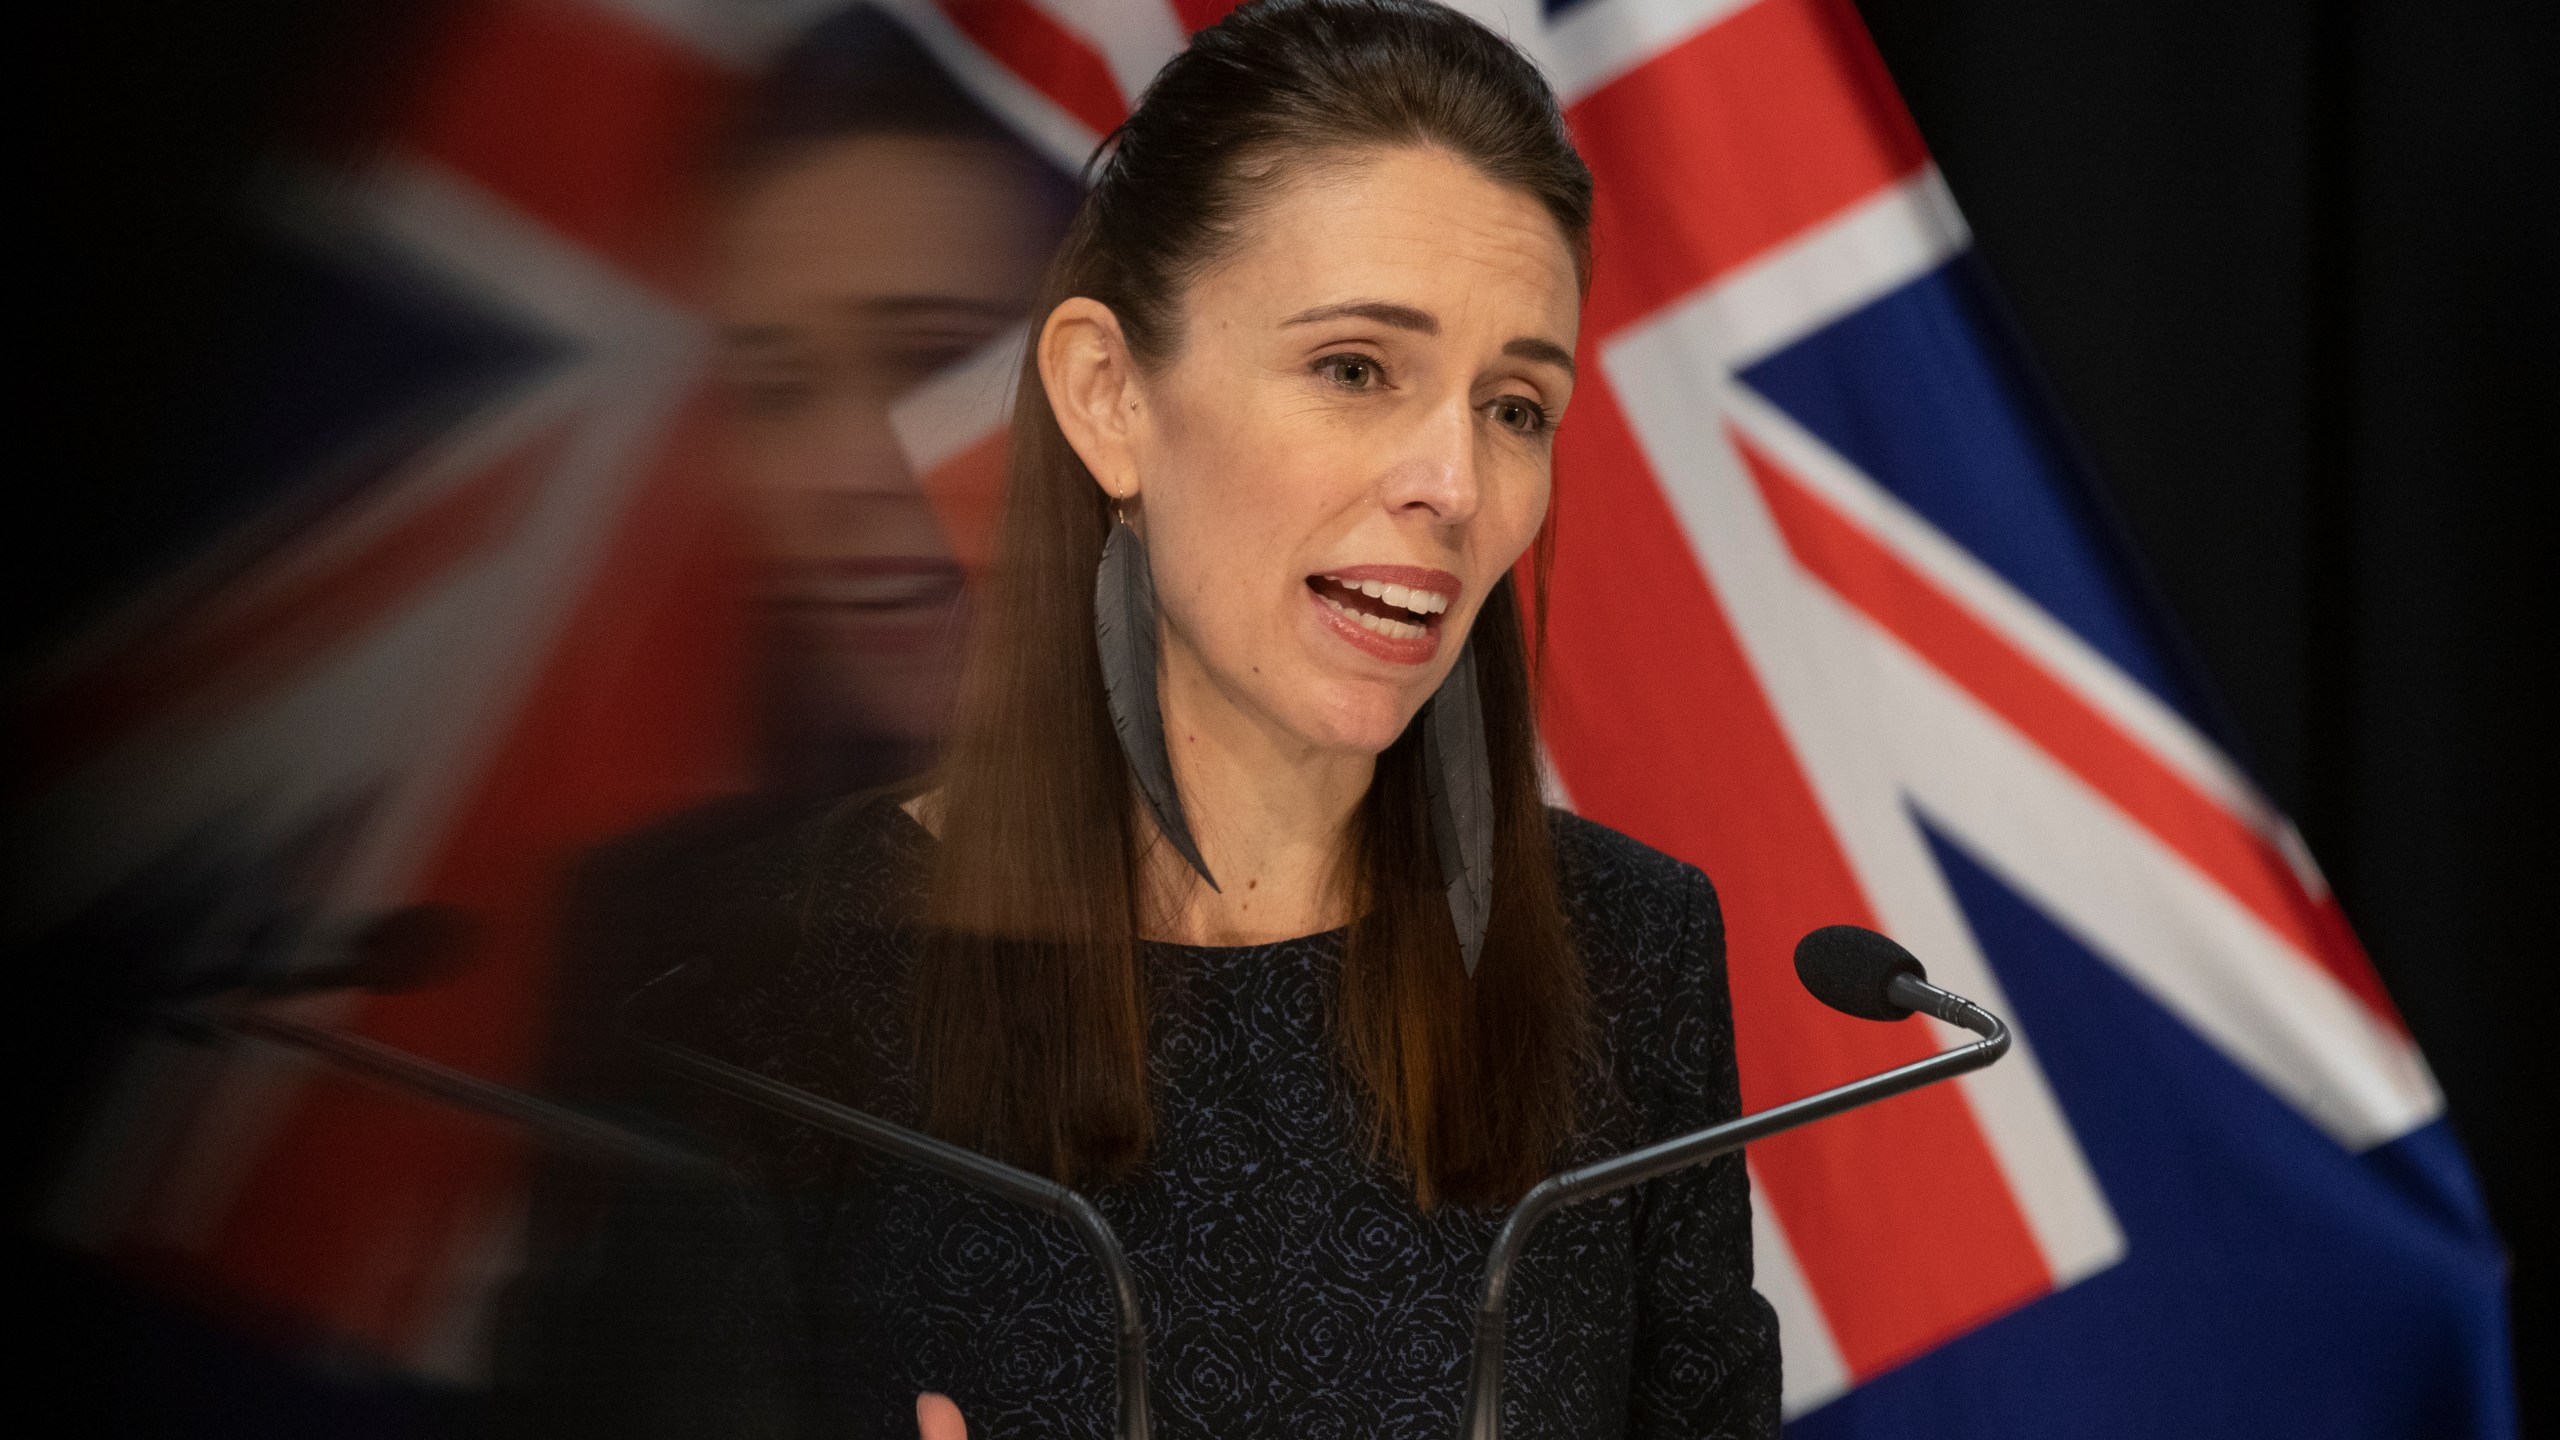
[1505,336,1576,378]
[1282,301,1576,378]
[1282,300,1438,333]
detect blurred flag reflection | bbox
[22,0,1070,1388]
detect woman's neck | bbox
[904,646,1375,947]
[1147,646,1371,946]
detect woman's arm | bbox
[1626,864,1783,1439]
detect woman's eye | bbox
[1490,396,1552,435]
[1315,354,1384,390]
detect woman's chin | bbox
[1274,684,1430,758]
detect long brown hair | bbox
[916,0,1595,1210]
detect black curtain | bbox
[1854,0,2557,1421]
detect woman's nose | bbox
[1379,395,1482,524]
[817,399,927,498]
[756,395,924,503]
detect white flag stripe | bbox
[13,373,557,706]
[1618,276,2433,1151]
[9,160,702,942]
[1688,167,1970,372]
[1539,0,1761,104]
[411,1188,532,1386]
[1605,312,2125,1291]
[1870,627,2439,1148]
[17,152,686,711]
[1749,1164,1854,1417]
[1659,147,2328,906]
[891,323,1030,477]
[1732,505,2128,1285]
[875,0,1110,175]
[31,160,710,1310]
[1028,0,1189,111]
[286,160,710,920]
[1716,379,2305,878]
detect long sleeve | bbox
[1624,863,1782,1438]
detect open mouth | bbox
[1306,571,1452,643]
[778,560,967,615]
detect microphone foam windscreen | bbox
[1794,925,1928,1021]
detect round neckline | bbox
[877,793,1355,954]
[1143,927,1350,956]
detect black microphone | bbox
[1794,922,1925,1018]
[1458,925,2011,1440]
[1793,923,2002,1036]
[163,904,479,1006]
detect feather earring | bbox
[1422,639,1495,975]
[1095,514,1219,891]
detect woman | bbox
[713,2,1077,796]
[502,19,1079,1433]
[682,1,1782,1435]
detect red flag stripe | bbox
[21,428,561,775]
[1169,0,1244,33]
[189,399,751,1341]
[1543,375,2051,1377]
[1736,435,2405,1030]
[398,0,735,299]
[1568,0,1932,343]
[937,0,1133,138]
[917,429,1012,578]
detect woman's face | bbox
[1080,146,1580,758]
[719,134,1062,744]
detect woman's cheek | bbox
[1484,467,1552,573]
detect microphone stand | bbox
[161,934,1996,1440]
[1455,975,2011,1440]
[616,976,1155,1440]
[615,958,1999,1440]
[166,1000,724,1176]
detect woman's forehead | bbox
[1191,147,1582,342]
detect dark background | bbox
[23,0,2555,1426]
[1849,0,2555,1420]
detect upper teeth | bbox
[1331,575,1448,616]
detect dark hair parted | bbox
[916,0,1596,1210]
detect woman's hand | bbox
[916,1392,968,1440]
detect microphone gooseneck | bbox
[179,921,2001,1440]
[619,998,1155,1440]
[616,969,1159,1440]
[1459,925,2010,1440]
[168,1003,723,1175]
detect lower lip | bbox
[777,600,962,658]
[1307,585,1441,665]
[771,566,967,655]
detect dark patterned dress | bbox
[571,792,1777,1440]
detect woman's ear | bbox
[1038,297,1144,503]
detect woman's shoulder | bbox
[780,784,940,924]
[1547,806,1724,969]
[1546,810,1742,1140]
[606,787,932,1064]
